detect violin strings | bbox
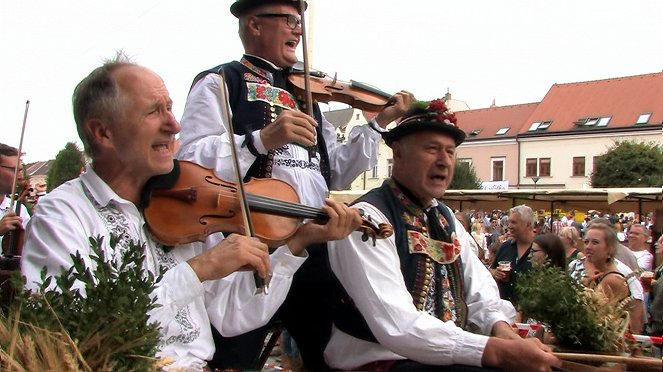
[197,187,328,220]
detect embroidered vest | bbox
[333,180,468,342]
[190,55,331,186]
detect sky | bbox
[2,0,662,163]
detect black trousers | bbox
[207,243,335,371]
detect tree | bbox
[591,141,663,188]
[449,160,482,190]
[47,142,85,192]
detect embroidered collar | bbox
[241,55,286,86]
[82,165,135,211]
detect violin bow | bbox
[298,0,317,161]
[217,71,269,295]
[9,100,30,212]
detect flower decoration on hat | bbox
[382,97,466,147]
[402,99,458,127]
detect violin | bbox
[1,186,29,258]
[287,68,393,112]
[143,161,393,248]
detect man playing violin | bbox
[0,143,30,251]
[176,0,414,369]
[20,56,362,371]
[326,99,561,371]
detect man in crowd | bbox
[490,205,535,304]
[21,57,361,370]
[628,224,654,272]
[0,143,30,251]
[326,99,560,370]
[176,0,413,368]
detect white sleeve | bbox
[450,210,516,335]
[323,116,382,190]
[328,202,488,367]
[177,73,259,181]
[204,246,306,336]
[21,197,95,291]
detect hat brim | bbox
[231,0,307,17]
[382,121,466,147]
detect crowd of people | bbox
[1,0,661,371]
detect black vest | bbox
[190,55,331,186]
[333,180,466,342]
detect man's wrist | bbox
[368,119,387,133]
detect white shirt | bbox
[21,166,306,371]
[631,250,654,272]
[0,195,31,249]
[325,201,516,369]
[176,66,382,208]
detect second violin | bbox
[143,161,393,248]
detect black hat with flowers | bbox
[230,0,307,17]
[382,98,466,147]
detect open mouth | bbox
[285,40,298,49]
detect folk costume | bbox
[177,56,386,371]
[21,166,306,371]
[327,180,515,369]
[326,99,515,370]
[177,54,383,208]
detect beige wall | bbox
[456,140,519,188]
[519,130,661,189]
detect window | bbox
[539,158,551,176]
[597,117,610,127]
[572,157,585,177]
[636,113,651,124]
[593,156,600,172]
[496,127,510,135]
[575,116,611,127]
[458,158,472,165]
[387,159,393,177]
[525,158,537,177]
[371,165,378,178]
[528,121,552,131]
[491,157,505,181]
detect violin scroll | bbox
[357,209,393,246]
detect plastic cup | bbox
[498,260,512,282]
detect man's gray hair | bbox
[72,52,136,157]
[510,204,535,225]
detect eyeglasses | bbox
[255,13,301,30]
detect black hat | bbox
[382,98,466,147]
[230,0,307,18]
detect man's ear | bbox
[86,118,113,150]
[247,15,262,36]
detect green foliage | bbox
[591,140,663,188]
[47,142,85,192]
[9,235,162,371]
[449,160,482,189]
[516,265,628,353]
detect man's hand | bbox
[260,110,318,151]
[374,90,416,128]
[287,199,363,255]
[490,267,508,282]
[482,336,561,371]
[187,234,270,282]
[0,212,22,236]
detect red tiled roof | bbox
[520,71,663,134]
[455,103,539,140]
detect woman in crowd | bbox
[569,221,640,332]
[559,226,584,263]
[530,233,567,269]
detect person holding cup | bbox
[489,205,536,305]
